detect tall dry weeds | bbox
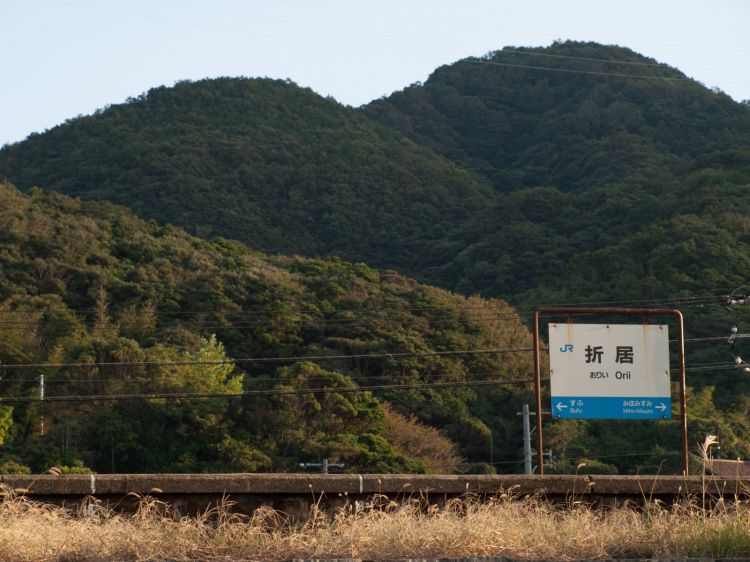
[1,484,750,561]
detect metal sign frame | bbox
[532,307,688,476]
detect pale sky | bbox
[2,0,749,146]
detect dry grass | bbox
[1,437,746,561]
[2,487,750,562]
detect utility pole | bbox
[522,404,532,475]
[39,374,45,437]
[490,429,494,467]
[516,404,534,474]
[518,404,550,474]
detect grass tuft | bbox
[1,482,750,561]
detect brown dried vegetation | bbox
[2,485,750,561]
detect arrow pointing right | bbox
[656,403,667,412]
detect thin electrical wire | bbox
[491,49,674,68]
[681,363,750,374]
[0,352,740,384]
[565,450,682,461]
[512,294,726,308]
[0,297,729,333]
[0,310,530,329]
[0,369,510,384]
[0,356,748,403]
[0,314,719,336]
[1,292,723,318]
[464,58,693,82]
[93,0,750,58]
[0,290,727,318]
[0,376,541,404]
[0,332,735,372]
[0,346,537,370]
[46,0,750,72]
[0,286,730,325]
[478,449,684,467]
[88,0,717,75]
[0,301,721,330]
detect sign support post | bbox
[532,307,688,476]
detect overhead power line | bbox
[464,58,693,82]
[0,368,511,385]
[0,310,528,330]
[36,0,750,93]
[87,0,700,72]
[678,363,750,374]
[0,334,731,371]
[0,351,737,384]
[4,359,745,405]
[491,49,673,68]
[1,293,724,318]
[52,0,750,59]
[0,307,723,333]
[513,294,726,309]
[0,327,735,374]
[0,376,540,404]
[1,355,744,402]
[0,295,729,332]
[0,346,536,370]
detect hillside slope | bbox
[2,182,748,474]
[2,44,749,303]
[365,41,750,298]
[0,78,493,276]
[0,182,536,474]
[365,41,750,192]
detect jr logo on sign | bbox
[560,344,573,353]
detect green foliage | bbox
[552,458,618,475]
[0,407,13,446]
[365,41,750,300]
[0,77,492,279]
[1,41,750,472]
[56,461,93,474]
[0,183,537,473]
[466,462,496,474]
[0,458,31,474]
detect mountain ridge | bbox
[0,76,493,279]
[1,41,750,472]
[3,43,749,304]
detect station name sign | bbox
[549,323,671,419]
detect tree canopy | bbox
[1,41,750,473]
[0,183,536,474]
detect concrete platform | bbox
[1,474,746,516]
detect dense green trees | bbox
[2,43,748,306]
[0,183,536,474]
[365,41,750,300]
[1,41,750,472]
[0,78,492,279]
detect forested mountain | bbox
[1,41,750,473]
[0,77,492,276]
[0,182,536,474]
[366,42,750,190]
[364,41,750,298]
[2,42,749,303]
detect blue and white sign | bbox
[549,323,671,419]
